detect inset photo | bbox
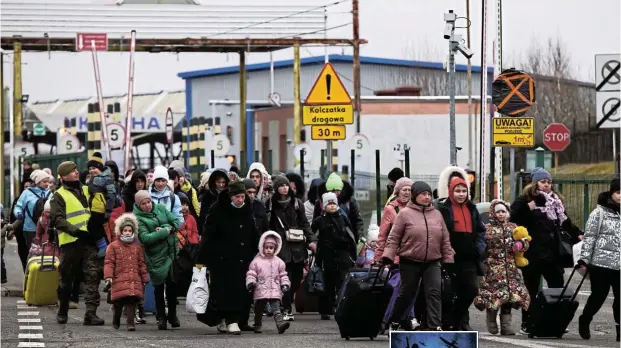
[389,331,478,348]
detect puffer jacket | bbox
[104,213,150,301]
[246,231,291,300]
[580,192,620,270]
[148,184,184,226]
[383,201,455,264]
[13,186,51,232]
[374,199,407,263]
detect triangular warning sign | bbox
[304,63,352,105]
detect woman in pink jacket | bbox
[382,181,455,331]
[374,177,413,264]
[246,231,291,334]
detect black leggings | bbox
[154,273,177,320]
[582,265,620,324]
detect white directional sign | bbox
[211,134,231,156]
[57,134,81,154]
[268,92,282,107]
[13,141,35,158]
[595,54,621,129]
[107,123,126,148]
[393,143,410,161]
[293,143,312,162]
[348,133,370,156]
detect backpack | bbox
[26,188,50,224]
[167,191,177,211]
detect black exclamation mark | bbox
[326,74,332,100]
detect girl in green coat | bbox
[133,190,180,330]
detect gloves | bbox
[103,279,112,292]
[247,282,256,293]
[281,285,290,293]
[381,257,393,266]
[95,238,108,258]
[576,259,587,268]
[512,241,524,253]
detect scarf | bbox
[120,234,135,243]
[536,190,567,224]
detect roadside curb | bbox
[1,286,23,298]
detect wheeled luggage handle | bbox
[40,241,58,269]
[557,267,589,303]
[367,265,391,287]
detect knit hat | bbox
[153,165,169,181]
[177,191,190,206]
[228,181,247,197]
[263,235,278,246]
[87,152,105,171]
[393,177,414,195]
[134,190,152,205]
[322,192,338,208]
[42,168,52,176]
[243,178,257,190]
[30,169,49,185]
[531,167,551,183]
[388,167,405,183]
[43,199,51,212]
[412,181,432,197]
[200,171,211,189]
[325,172,344,191]
[272,175,290,189]
[57,161,77,177]
[610,177,620,194]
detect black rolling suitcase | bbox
[335,267,393,341]
[528,267,588,338]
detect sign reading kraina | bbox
[303,62,353,127]
[311,125,346,140]
[492,117,535,147]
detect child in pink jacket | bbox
[246,231,291,334]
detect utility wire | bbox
[302,46,376,92]
[206,0,351,38]
[278,22,351,39]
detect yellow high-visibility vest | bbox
[55,186,90,246]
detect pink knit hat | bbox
[394,177,414,195]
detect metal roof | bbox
[178,54,495,80]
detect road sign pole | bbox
[327,141,333,173]
[535,147,545,168]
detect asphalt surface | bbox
[2,239,618,348]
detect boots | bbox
[254,309,263,333]
[578,315,591,339]
[157,316,167,330]
[57,300,70,324]
[83,308,105,326]
[167,305,180,328]
[112,304,122,329]
[135,304,146,324]
[125,303,136,331]
[499,313,515,335]
[274,311,290,334]
[486,309,498,334]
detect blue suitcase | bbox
[143,281,156,314]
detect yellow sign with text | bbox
[311,125,346,140]
[304,63,352,105]
[493,133,534,147]
[492,117,535,134]
[302,105,354,125]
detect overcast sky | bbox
[2,0,619,102]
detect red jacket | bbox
[177,213,200,248]
[105,202,126,244]
[103,239,149,301]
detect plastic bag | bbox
[304,257,325,295]
[572,241,589,278]
[186,267,209,314]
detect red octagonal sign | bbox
[543,123,571,152]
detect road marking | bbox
[18,343,45,348]
[479,334,610,348]
[17,300,26,304]
[18,311,40,316]
[17,318,41,323]
[19,326,43,330]
[18,333,44,339]
[17,305,32,309]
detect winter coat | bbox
[197,190,260,313]
[510,184,582,266]
[13,186,51,232]
[103,213,150,301]
[177,213,200,246]
[246,231,291,300]
[580,192,621,270]
[436,166,471,200]
[313,180,363,243]
[436,198,486,276]
[285,172,306,201]
[148,184,184,226]
[198,168,230,236]
[383,202,455,264]
[311,209,357,270]
[106,201,126,243]
[176,180,200,223]
[121,169,146,213]
[250,198,269,235]
[133,203,180,286]
[267,190,313,264]
[474,201,530,311]
[374,199,407,263]
[246,162,270,202]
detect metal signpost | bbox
[302,63,353,171]
[595,54,620,168]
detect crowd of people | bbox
[0,154,618,341]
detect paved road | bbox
[2,240,618,348]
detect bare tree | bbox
[515,37,595,141]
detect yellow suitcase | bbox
[24,253,60,306]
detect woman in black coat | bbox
[121,169,146,212]
[198,169,230,236]
[266,175,314,322]
[197,181,259,335]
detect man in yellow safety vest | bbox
[50,161,104,326]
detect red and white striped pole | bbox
[91,39,110,155]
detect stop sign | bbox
[543,123,571,152]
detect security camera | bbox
[450,34,474,59]
[457,42,474,59]
[443,10,456,39]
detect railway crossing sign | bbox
[595,54,620,129]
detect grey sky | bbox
[2,0,619,102]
